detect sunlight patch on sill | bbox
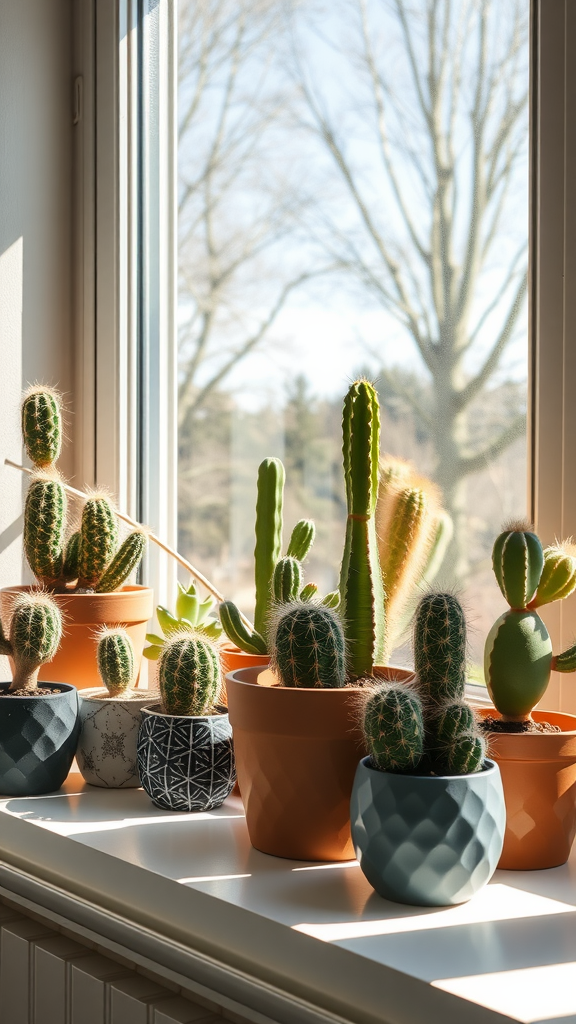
[292,884,576,941]
[433,961,576,1022]
[8,813,245,836]
[178,873,252,884]
[292,862,359,872]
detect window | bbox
[177,0,529,677]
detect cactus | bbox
[21,386,62,469]
[143,582,223,661]
[485,525,576,722]
[23,476,66,586]
[339,381,386,677]
[363,683,424,772]
[97,628,135,697]
[273,557,302,603]
[0,593,63,692]
[362,592,484,776]
[270,602,346,688]
[287,520,315,561]
[20,386,146,592]
[159,634,220,716]
[254,458,285,636]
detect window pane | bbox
[177,0,529,675]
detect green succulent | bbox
[144,581,223,661]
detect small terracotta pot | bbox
[226,664,412,862]
[219,644,269,707]
[0,585,154,691]
[480,708,576,870]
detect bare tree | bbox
[291,0,529,579]
[178,0,316,442]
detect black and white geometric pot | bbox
[0,681,80,796]
[77,689,157,788]
[137,705,236,812]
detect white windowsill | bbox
[0,773,574,1024]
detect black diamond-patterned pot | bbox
[137,705,236,812]
[351,756,506,906]
[0,682,80,796]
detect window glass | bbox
[178,0,529,674]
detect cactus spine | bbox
[159,634,220,716]
[270,602,346,689]
[339,381,385,677]
[363,592,485,776]
[20,386,146,591]
[0,593,63,692]
[97,628,135,697]
[485,525,576,722]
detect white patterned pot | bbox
[137,705,236,812]
[77,689,157,788]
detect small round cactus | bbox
[270,602,346,688]
[21,386,62,469]
[97,628,135,697]
[159,634,220,716]
[3,593,63,692]
[414,592,467,707]
[273,557,302,604]
[492,522,544,610]
[429,702,486,775]
[363,683,424,772]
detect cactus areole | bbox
[485,525,576,722]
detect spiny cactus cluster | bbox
[21,387,146,592]
[144,581,223,661]
[270,602,346,689]
[363,592,485,777]
[97,628,135,697]
[339,381,386,678]
[220,457,334,655]
[158,633,220,716]
[376,456,453,662]
[485,523,576,721]
[0,592,63,692]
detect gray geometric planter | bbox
[137,705,236,812]
[77,689,156,789]
[0,681,79,796]
[351,756,506,907]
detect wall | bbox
[0,0,74,671]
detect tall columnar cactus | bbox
[20,386,147,592]
[159,634,220,716]
[363,592,485,777]
[339,381,386,677]
[97,629,135,697]
[485,525,576,721]
[219,458,318,655]
[270,602,346,689]
[0,593,63,692]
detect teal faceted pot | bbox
[351,756,506,906]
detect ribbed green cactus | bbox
[363,592,484,776]
[159,634,220,716]
[287,520,315,561]
[270,602,346,688]
[339,381,385,677]
[1,593,63,692]
[219,601,267,655]
[19,386,146,592]
[78,496,119,588]
[254,458,285,636]
[144,582,223,661]
[486,526,576,722]
[363,683,424,772]
[97,628,135,697]
[23,476,67,586]
[21,387,62,468]
[273,557,302,603]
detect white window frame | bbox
[73,0,178,608]
[74,0,576,711]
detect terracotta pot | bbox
[0,586,154,691]
[480,707,576,870]
[226,664,413,862]
[219,644,270,707]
